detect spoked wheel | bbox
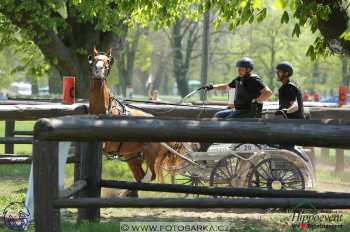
[169,165,208,198]
[175,166,207,186]
[248,158,305,190]
[209,155,251,196]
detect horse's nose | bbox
[96,60,104,68]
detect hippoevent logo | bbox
[287,201,343,231]
[3,202,31,231]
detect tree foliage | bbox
[209,0,350,59]
[0,0,201,97]
[1,0,350,98]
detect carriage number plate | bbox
[235,144,258,152]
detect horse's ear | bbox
[93,47,98,56]
[106,48,112,57]
[88,55,93,65]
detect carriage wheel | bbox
[248,158,305,190]
[172,165,208,197]
[174,167,206,186]
[209,155,246,190]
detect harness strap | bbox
[117,152,144,162]
[109,96,128,116]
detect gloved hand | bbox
[199,84,214,91]
[275,109,288,116]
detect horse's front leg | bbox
[120,157,145,198]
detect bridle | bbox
[89,52,114,80]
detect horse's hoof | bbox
[119,190,138,198]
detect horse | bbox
[88,48,189,196]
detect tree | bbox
[0,0,198,98]
[204,6,343,96]
[170,19,201,97]
[209,0,350,58]
[200,11,210,100]
[116,26,142,97]
[341,55,350,87]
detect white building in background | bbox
[8,82,32,98]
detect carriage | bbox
[161,142,315,193]
[157,105,315,193]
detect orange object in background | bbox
[63,76,75,104]
[314,92,320,102]
[339,86,348,106]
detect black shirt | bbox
[278,81,304,119]
[228,74,265,110]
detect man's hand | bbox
[199,84,214,91]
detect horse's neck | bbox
[89,79,111,114]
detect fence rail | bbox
[34,115,350,148]
[32,115,350,232]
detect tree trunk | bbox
[269,36,276,91]
[176,78,189,97]
[312,60,320,87]
[311,1,350,54]
[335,149,344,174]
[153,58,166,91]
[320,148,330,160]
[163,73,169,95]
[75,56,92,99]
[117,27,142,97]
[31,77,39,97]
[171,19,199,97]
[200,11,210,101]
[48,66,62,95]
[342,55,348,86]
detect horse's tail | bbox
[156,142,196,183]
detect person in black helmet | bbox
[275,61,304,119]
[202,57,272,118]
[275,61,311,162]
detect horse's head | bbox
[88,48,114,80]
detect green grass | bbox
[0,121,34,155]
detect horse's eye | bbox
[109,57,114,65]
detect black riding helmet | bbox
[236,57,254,70]
[276,61,293,77]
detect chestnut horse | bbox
[88,48,185,196]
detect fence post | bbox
[33,140,60,232]
[77,141,102,223]
[307,147,316,174]
[321,148,330,160]
[335,149,345,173]
[5,120,15,154]
[73,142,80,186]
